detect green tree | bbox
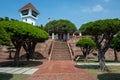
[22,26,48,61]
[80,18,120,71]
[0,19,48,66]
[0,27,10,45]
[0,17,4,21]
[44,19,77,34]
[0,17,10,21]
[39,24,44,30]
[76,38,96,61]
[110,32,120,62]
[4,17,9,21]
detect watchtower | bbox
[19,3,39,25]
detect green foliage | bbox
[0,27,10,45]
[76,37,96,60]
[80,22,94,35]
[111,32,120,51]
[0,18,49,65]
[76,38,96,48]
[80,18,120,71]
[0,20,48,42]
[80,18,120,36]
[0,17,4,21]
[80,18,120,50]
[38,24,44,30]
[45,19,77,33]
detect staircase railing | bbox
[48,40,55,61]
[67,41,73,61]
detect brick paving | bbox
[28,61,96,80]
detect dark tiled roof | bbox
[19,3,39,14]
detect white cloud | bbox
[92,5,104,12]
[82,5,104,13]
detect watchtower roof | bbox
[19,3,39,14]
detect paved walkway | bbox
[28,61,96,80]
[77,63,120,66]
[0,67,38,74]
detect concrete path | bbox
[28,61,96,80]
[77,63,120,66]
[0,67,38,74]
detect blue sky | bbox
[0,0,120,29]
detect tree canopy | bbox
[80,18,120,71]
[0,18,48,66]
[0,20,48,42]
[0,27,10,45]
[76,38,96,48]
[76,37,96,61]
[110,32,120,62]
[111,32,120,51]
[44,19,77,33]
[80,18,120,36]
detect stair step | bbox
[50,40,71,60]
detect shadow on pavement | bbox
[0,73,13,80]
[20,52,46,60]
[75,65,99,69]
[0,61,43,67]
[98,73,120,80]
[0,51,46,67]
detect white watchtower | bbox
[19,3,39,25]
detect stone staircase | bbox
[50,40,71,60]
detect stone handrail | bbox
[48,40,55,61]
[67,42,73,61]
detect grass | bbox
[0,74,30,80]
[82,65,120,80]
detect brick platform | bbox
[28,61,96,80]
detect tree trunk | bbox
[9,49,12,59]
[85,53,88,61]
[98,50,107,71]
[85,48,89,61]
[114,49,118,62]
[23,41,37,60]
[23,42,30,61]
[28,41,37,59]
[83,52,86,58]
[12,39,22,66]
[14,46,21,66]
[26,52,30,61]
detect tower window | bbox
[25,19,27,21]
[32,10,38,17]
[21,9,29,16]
